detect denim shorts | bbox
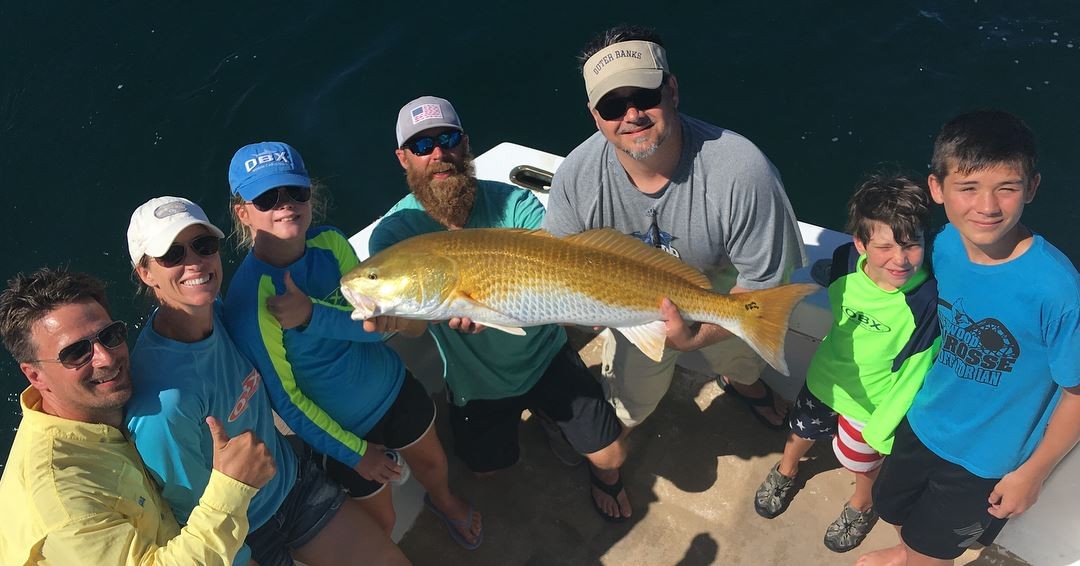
[246,440,348,566]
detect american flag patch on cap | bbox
[410,104,443,124]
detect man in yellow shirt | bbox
[0,268,276,565]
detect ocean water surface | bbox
[2,2,1078,466]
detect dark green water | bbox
[2,2,1078,466]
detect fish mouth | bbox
[341,285,382,320]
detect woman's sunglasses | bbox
[250,186,312,212]
[402,130,463,156]
[155,235,221,268]
[595,85,665,121]
[30,320,128,369]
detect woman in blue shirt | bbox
[124,196,405,566]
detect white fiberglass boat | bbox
[348,143,1078,566]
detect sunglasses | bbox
[31,320,128,369]
[250,186,312,212]
[402,130,463,156]
[595,85,665,121]
[155,234,221,268]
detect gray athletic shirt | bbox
[543,114,806,291]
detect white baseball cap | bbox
[127,196,225,265]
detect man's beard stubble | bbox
[406,153,477,229]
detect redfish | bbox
[341,228,818,375]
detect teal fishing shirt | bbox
[369,180,566,406]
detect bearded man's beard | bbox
[406,153,478,229]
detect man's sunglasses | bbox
[595,85,665,121]
[31,320,128,369]
[155,235,221,268]
[250,186,312,212]
[402,130,464,156]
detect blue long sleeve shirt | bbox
[223,226,405,468]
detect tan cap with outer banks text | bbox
[583,40,670,108]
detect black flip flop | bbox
[588,467,629,523]
[718,376,787,431]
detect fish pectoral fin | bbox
[447,294,527,336]
[614,321,668,362]
[474,322,527,336]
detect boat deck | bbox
[375,329,1028,565]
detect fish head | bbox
[340,249,458,321]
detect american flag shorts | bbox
[788,384,884,473]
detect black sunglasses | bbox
[595,85,665,121]
[31,320,128,369]
[250,186,312,212]
[155,234,221,268]
[402,130,463,156]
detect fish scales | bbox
[341,228,819,374]
[446,231,716,325]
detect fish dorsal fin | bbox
[560,228,711,289]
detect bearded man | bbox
[368,96,631,521]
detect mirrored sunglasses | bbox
[402,130,463,156]
[250,186,312,212]
[155,234,221,268]
[595,85,664,121]
[31,320,128,369]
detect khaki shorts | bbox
[600,328,766,427]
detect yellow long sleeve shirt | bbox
[0,387,258,565]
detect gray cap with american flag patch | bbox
[395,96,463,147]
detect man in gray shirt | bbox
[544,25,806,520]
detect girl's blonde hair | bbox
[229,180,330,251]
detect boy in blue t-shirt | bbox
[861,110,1080,565]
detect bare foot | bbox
[855,544,905,566]
[591,467,632,520]
[430,494,483,545]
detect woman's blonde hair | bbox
[229,180,330,251]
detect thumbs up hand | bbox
[206,416,276,489]
[266,271,313,329]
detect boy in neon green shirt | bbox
[752,175,940,553]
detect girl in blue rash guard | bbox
[222,141,482,549]
[123,196,404,566]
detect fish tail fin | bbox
[711,283,820,376]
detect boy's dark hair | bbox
[578,25,664,69]
[0,268,109,363]
[930,109,1038,180]
[846,174,931,247]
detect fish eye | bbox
[367,272,378,280]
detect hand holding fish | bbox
[353,442,402,484]
[267,271,313,329]
[661,298,733,352]
[363,316,427,337]
[448,317,486,334]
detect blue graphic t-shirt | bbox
[907,224,1080,478]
